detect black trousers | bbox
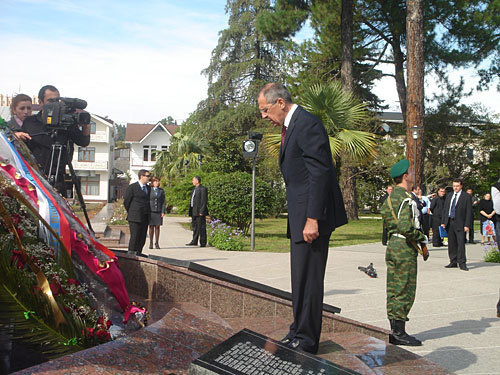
[382,225,388,245]
[447,219,467,265]
[422,214,430,237]
[288,235,330,354]
[466,221,475,242]
[432,216,443,246]
[191,215,207,246]
[128,220,148,254]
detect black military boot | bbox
[389,319,422,346]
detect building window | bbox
[162,145,168,151]
[80,175,99,195]
[144,145,158,161]
[89,121,96,134]
[78,147,95,162]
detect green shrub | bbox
[208,219,245,251]
[483,243,500,263]
[206,171,284,234]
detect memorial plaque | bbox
[189,329,360,375]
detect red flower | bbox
[85,327,94,336]
[106,319,112,329]
[11,250,25,269]
[95,330,111,341]
[67,278,80,286]
[11,214,21,225]
[49,281,64,296]
[15,228,24,239]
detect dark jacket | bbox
[189,184,208,217]
[22,112,90,175]
[150,187,166,213]
[441,190,473,229]
[279,105,347,243]
[124,182,151,223]
[430,195,446,219]
[8,117,23,132]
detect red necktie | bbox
[281,125,287,145]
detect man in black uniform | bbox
[22,85,90,196]
[430,187,446,247]
[186,176,208,247]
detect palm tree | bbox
[262,81,376,219]
[151,129,205,180]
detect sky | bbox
[1,0,498,124]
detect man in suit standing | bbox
[124,169,151,257]
[186,176,208,247]
[430,187,446,247]
[258,83,347,354]
[441,178,473,271]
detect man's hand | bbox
[81,123,90,136]
[303,218,319,243]
[441,224,446,228]
[464,226,469,232]
[13,132,31,141]
[161,213,165,218]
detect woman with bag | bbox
[479,193,496,245]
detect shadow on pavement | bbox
[324,289,362,296]
[424,346,477,373]
[466,261,500,269]
[417,317,498,340]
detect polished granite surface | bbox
[14,302,452,375]
[13,256,453,374]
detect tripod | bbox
[47,133,94,236]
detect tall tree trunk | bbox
[393,36,407,124]
[340,0,358,220]
[406,0,425,187]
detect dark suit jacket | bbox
[189,184,208,217]
[150,187,166,213]
[441,190,473,229]
[280,105,347,243]
[124,182,151,223]
[430,196,446,220]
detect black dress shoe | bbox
[459,264,469,271]
[444,263,458,268]
[279,336,293,345]
[127,251,136,255]
[200,245,206,248]
[185,242,197,246]
[137,253,148,258]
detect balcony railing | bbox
[72,161,109,170]
[90,131,108,142]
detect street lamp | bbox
[411,125,420,182]
[242,132,262,251]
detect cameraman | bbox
[23,85,90,195]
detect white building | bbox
[71,114,115,202]
[125,122,179,181]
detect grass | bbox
[245,217,382,252]
[181,217,383,252]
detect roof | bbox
[125,122,179,143]
[376,111,404,123]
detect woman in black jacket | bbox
[149,177,166,249]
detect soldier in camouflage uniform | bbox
[380,159,426,346]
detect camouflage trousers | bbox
[386,237,418,321]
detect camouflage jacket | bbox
[380,186,426,243]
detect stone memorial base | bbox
[189,329,360,375]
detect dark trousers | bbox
[422,214,430,237]
[382,225,388,245]
[496,215,500,243]
[447,219,467,265]
[432,216,443,246]
[466,221,475,242]
[128,220,148,254]
[191,215,207,246]
[288,235,330,354]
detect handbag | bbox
[439,226,448,238]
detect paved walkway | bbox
[135,216,500,374]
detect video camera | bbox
[41,97,91,129]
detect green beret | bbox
[390,159,410,178]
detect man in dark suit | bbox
[186,176,208,247]
[441,178,473,271]
[430,187,446,247]
[124,169,151,256]
[258,83,348,354]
